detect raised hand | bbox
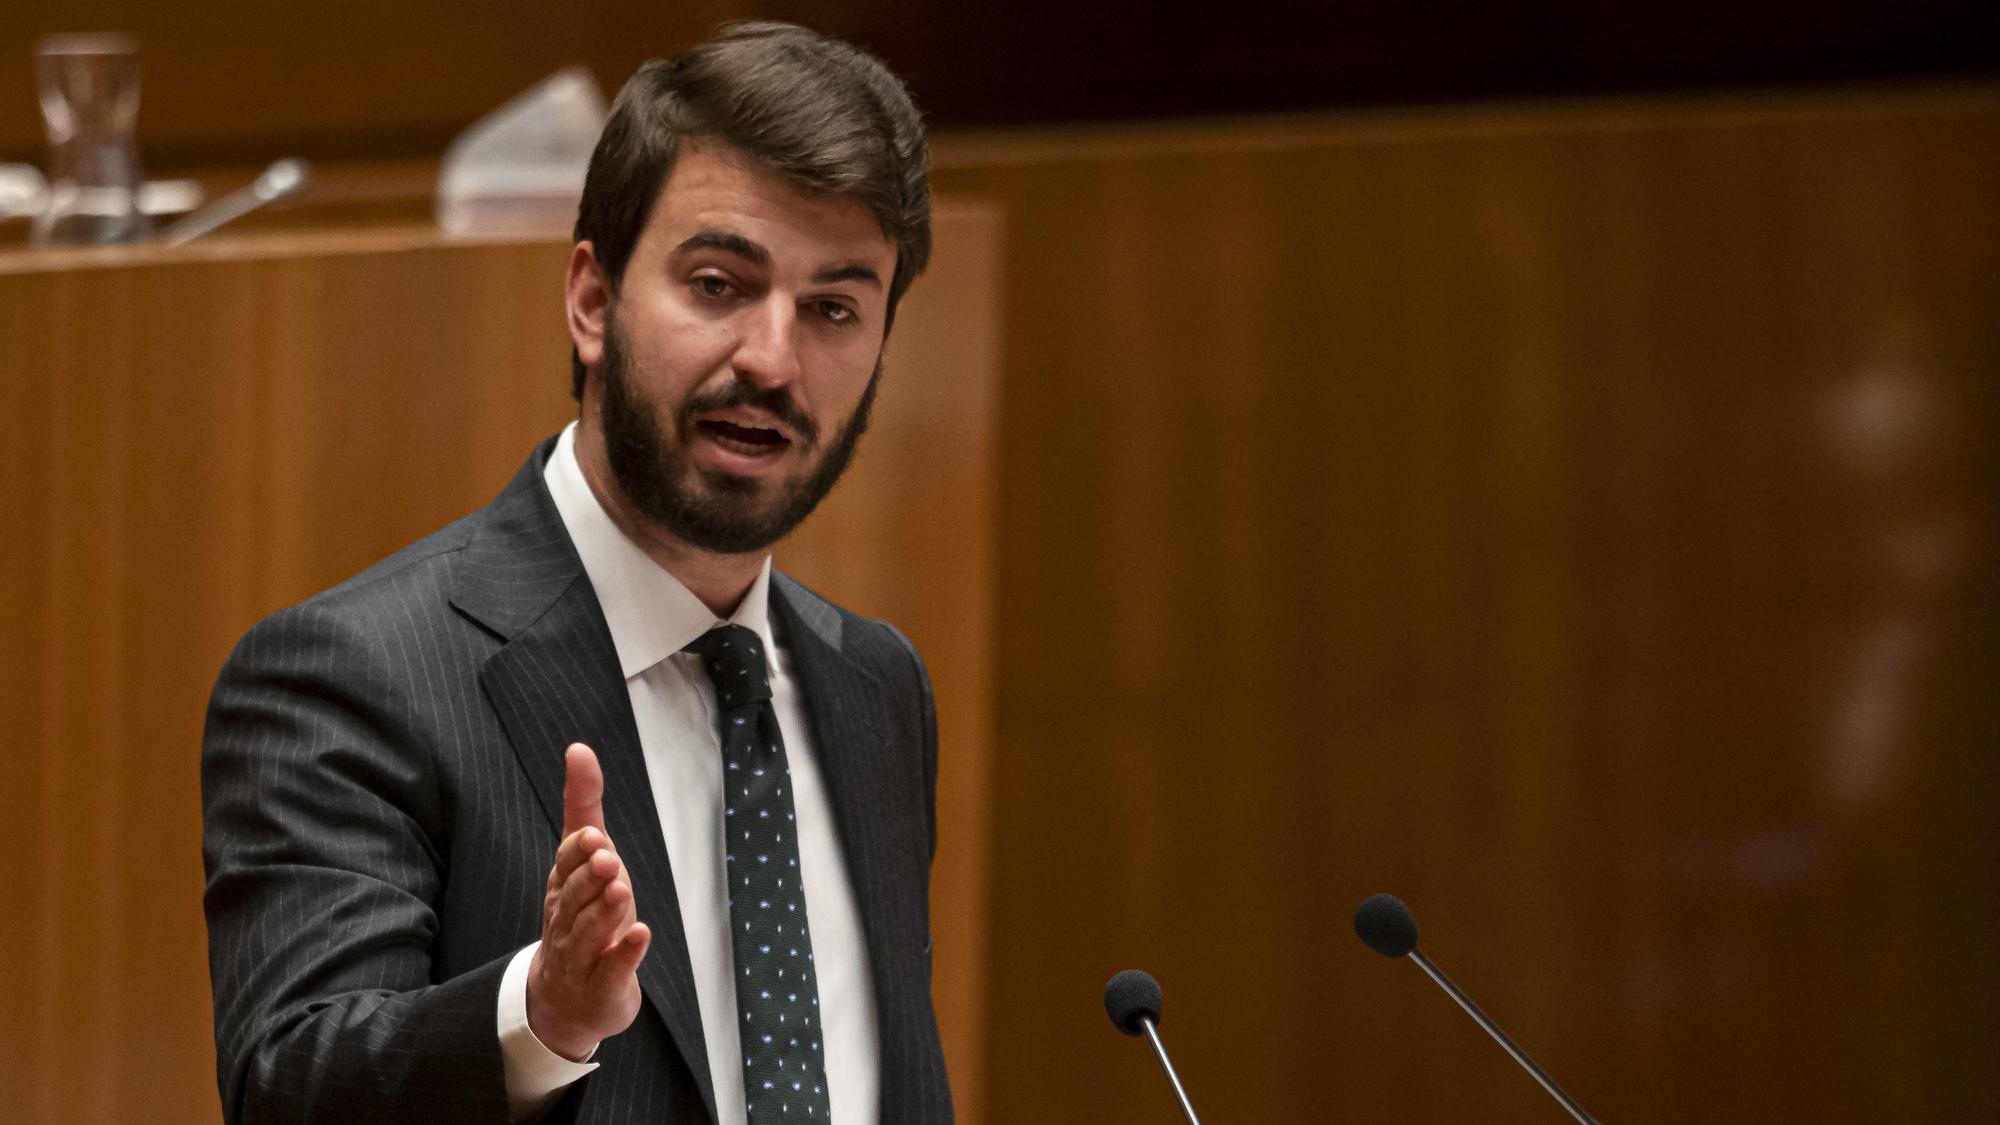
[526,743,653,1061]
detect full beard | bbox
[598,307,880,555]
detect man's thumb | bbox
[562,743,607,834]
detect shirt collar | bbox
[543,422,775,679]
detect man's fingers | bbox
[534,745,646,1053]
[566,875,639,956]
[601,922,651,978]
[547,846,621,937]
[549,825,616,894]
[562,743,607,837]
[579,921,651,995]
[528,750,647,1062]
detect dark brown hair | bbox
[570,21,932,399]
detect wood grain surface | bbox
[932,85,2000,1124]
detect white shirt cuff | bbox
[498,942,601,1121]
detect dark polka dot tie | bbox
[684,625,833,1123]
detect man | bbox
[202,23,951,1125]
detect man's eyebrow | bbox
[675,230,770,267]
[812,264,882,289]
[674,231,881,290]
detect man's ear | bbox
[566,241,610,369]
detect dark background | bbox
[778,0,2000,124]
[1,0,1995,165]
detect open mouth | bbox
[696,418,791,456]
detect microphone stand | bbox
[1408,949,1598,1125]
[1136,1015,1202,1125]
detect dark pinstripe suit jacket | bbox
[201,439,952,1124]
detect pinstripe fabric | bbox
[202,437,953,1124]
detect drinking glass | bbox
[32,33,150,246]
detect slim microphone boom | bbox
[1104,969,1203,1125]
[1353,894,1601,1124]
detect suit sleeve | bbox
[201,601,514,1124]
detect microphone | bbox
[1354,894,1601,1124]
[1104,969,1203,1125]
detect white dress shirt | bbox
[497,423,879,1123]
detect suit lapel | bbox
[770,577,927,1108]
[452,442,719,1122]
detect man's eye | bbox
[693,276,732,299]
[816,301,856,325]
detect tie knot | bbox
[683,624,772,708]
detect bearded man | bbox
[201,23,951,1125]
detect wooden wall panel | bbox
[0,208,997,1123]
[931,86,2000,1123]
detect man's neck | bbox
[572,422,765,619]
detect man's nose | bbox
[732,297,802,389]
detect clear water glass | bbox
[32,33,150,247]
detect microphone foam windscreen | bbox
[1354,893,1420,958]
[1103,969,1164,1036]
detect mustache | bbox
[676,379,818,447]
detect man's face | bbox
[584,140,897,555]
